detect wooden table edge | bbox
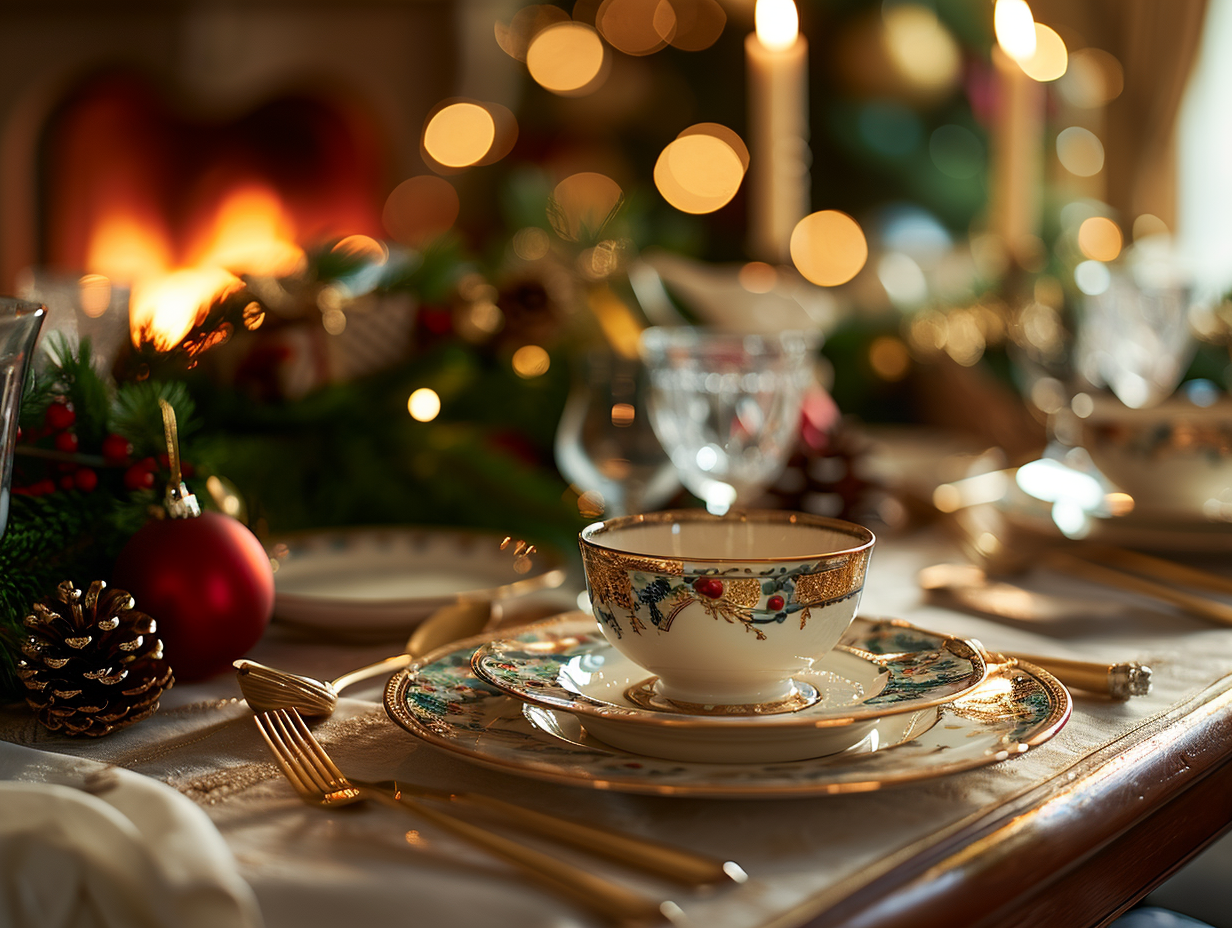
[768,673,1232,928]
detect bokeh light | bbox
[321,308,347,335]
[1077,217,1123,262]
[611,402,636,426]
[408,388,442,422]
[1074,259,1112,296]
[654,134,745,214]
[738,261,777,293]
[1133,214,1169,241]
[550,173,623,241]
[877,252,928,305]
[677,123,749,171]
[382,176,460,246]
[527,22,607,95]
[882,5,961,95]
[513,227,551,260]
[869,336,912,381]
[1019,23,1067,82]
[78,274,111,318]
[755,0,798,51]
[1059,48,1124,108]
[331,235,388,265]
[790,211,868,287]
[242,301,265,331]
[423,103,496,169]
[656,0,726,51]
[476,103,519,166]
[1056,126,1105,177]
[994,0,1036,62]
[495,4,570,61]
[512,344,552,378]
[598,0,670,56]
[577,489,606,519]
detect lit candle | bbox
[746,0,809,264]
[989,0,1045,265]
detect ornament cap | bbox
[166,481,201,519]
[158,398,201,519]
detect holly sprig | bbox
[0,338,201,697]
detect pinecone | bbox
[16,580,174,737]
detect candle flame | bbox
[755,0,798,52]
[994,0,1037,62]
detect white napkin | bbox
[0,740,262,928]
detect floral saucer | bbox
[384,628,1070,799]
[468,615,988,763]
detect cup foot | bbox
[624,677,820,716]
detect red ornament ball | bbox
[112,511,275,681]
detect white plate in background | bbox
[269,526,568,641]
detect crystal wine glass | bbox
[1,297,46,538]
[554,349,681,518]
[639,327,815,515]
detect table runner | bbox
[2,527,1229,928]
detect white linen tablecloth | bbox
[2,527,1230,928]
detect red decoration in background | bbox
[113,511,274,682]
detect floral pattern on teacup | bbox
[580,545,869,641]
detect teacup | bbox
[578,509,875,707]
[1078,393,1232,521]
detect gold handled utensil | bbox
[236,600,494,717]
[255,708,684,926]
[240,607,745,886]
[1001,653,1151,700]
[336,776,744,886]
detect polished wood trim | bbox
[796,675,1232,928]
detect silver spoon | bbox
[235,599,493,717]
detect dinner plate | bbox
[469,615,989,762]
[384,624,1072,799]
[268,527,567,640]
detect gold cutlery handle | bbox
[1008,654,1152,700]
[1079,545,1232,598]
[330,653,413,693]
[452,791,744,885]
[1045,551,1232,627]
[382,790,677,925]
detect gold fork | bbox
[254,708,681,926]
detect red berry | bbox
[101,434,132,464]
[54,431,79,454]
[124,463,156,491]
[158,453,171,469]
[44,402,75,431]
[767,594,785,612]
[59,475,75,490]
[33,478,57,496]
[692,577,724,599]
[74,468,98,492]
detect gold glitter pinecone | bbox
[16,580,174,737]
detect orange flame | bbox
[129,267,244,351]
[83,181,308,351]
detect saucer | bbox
[469,615,988,763]
[384,628,1071,799]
